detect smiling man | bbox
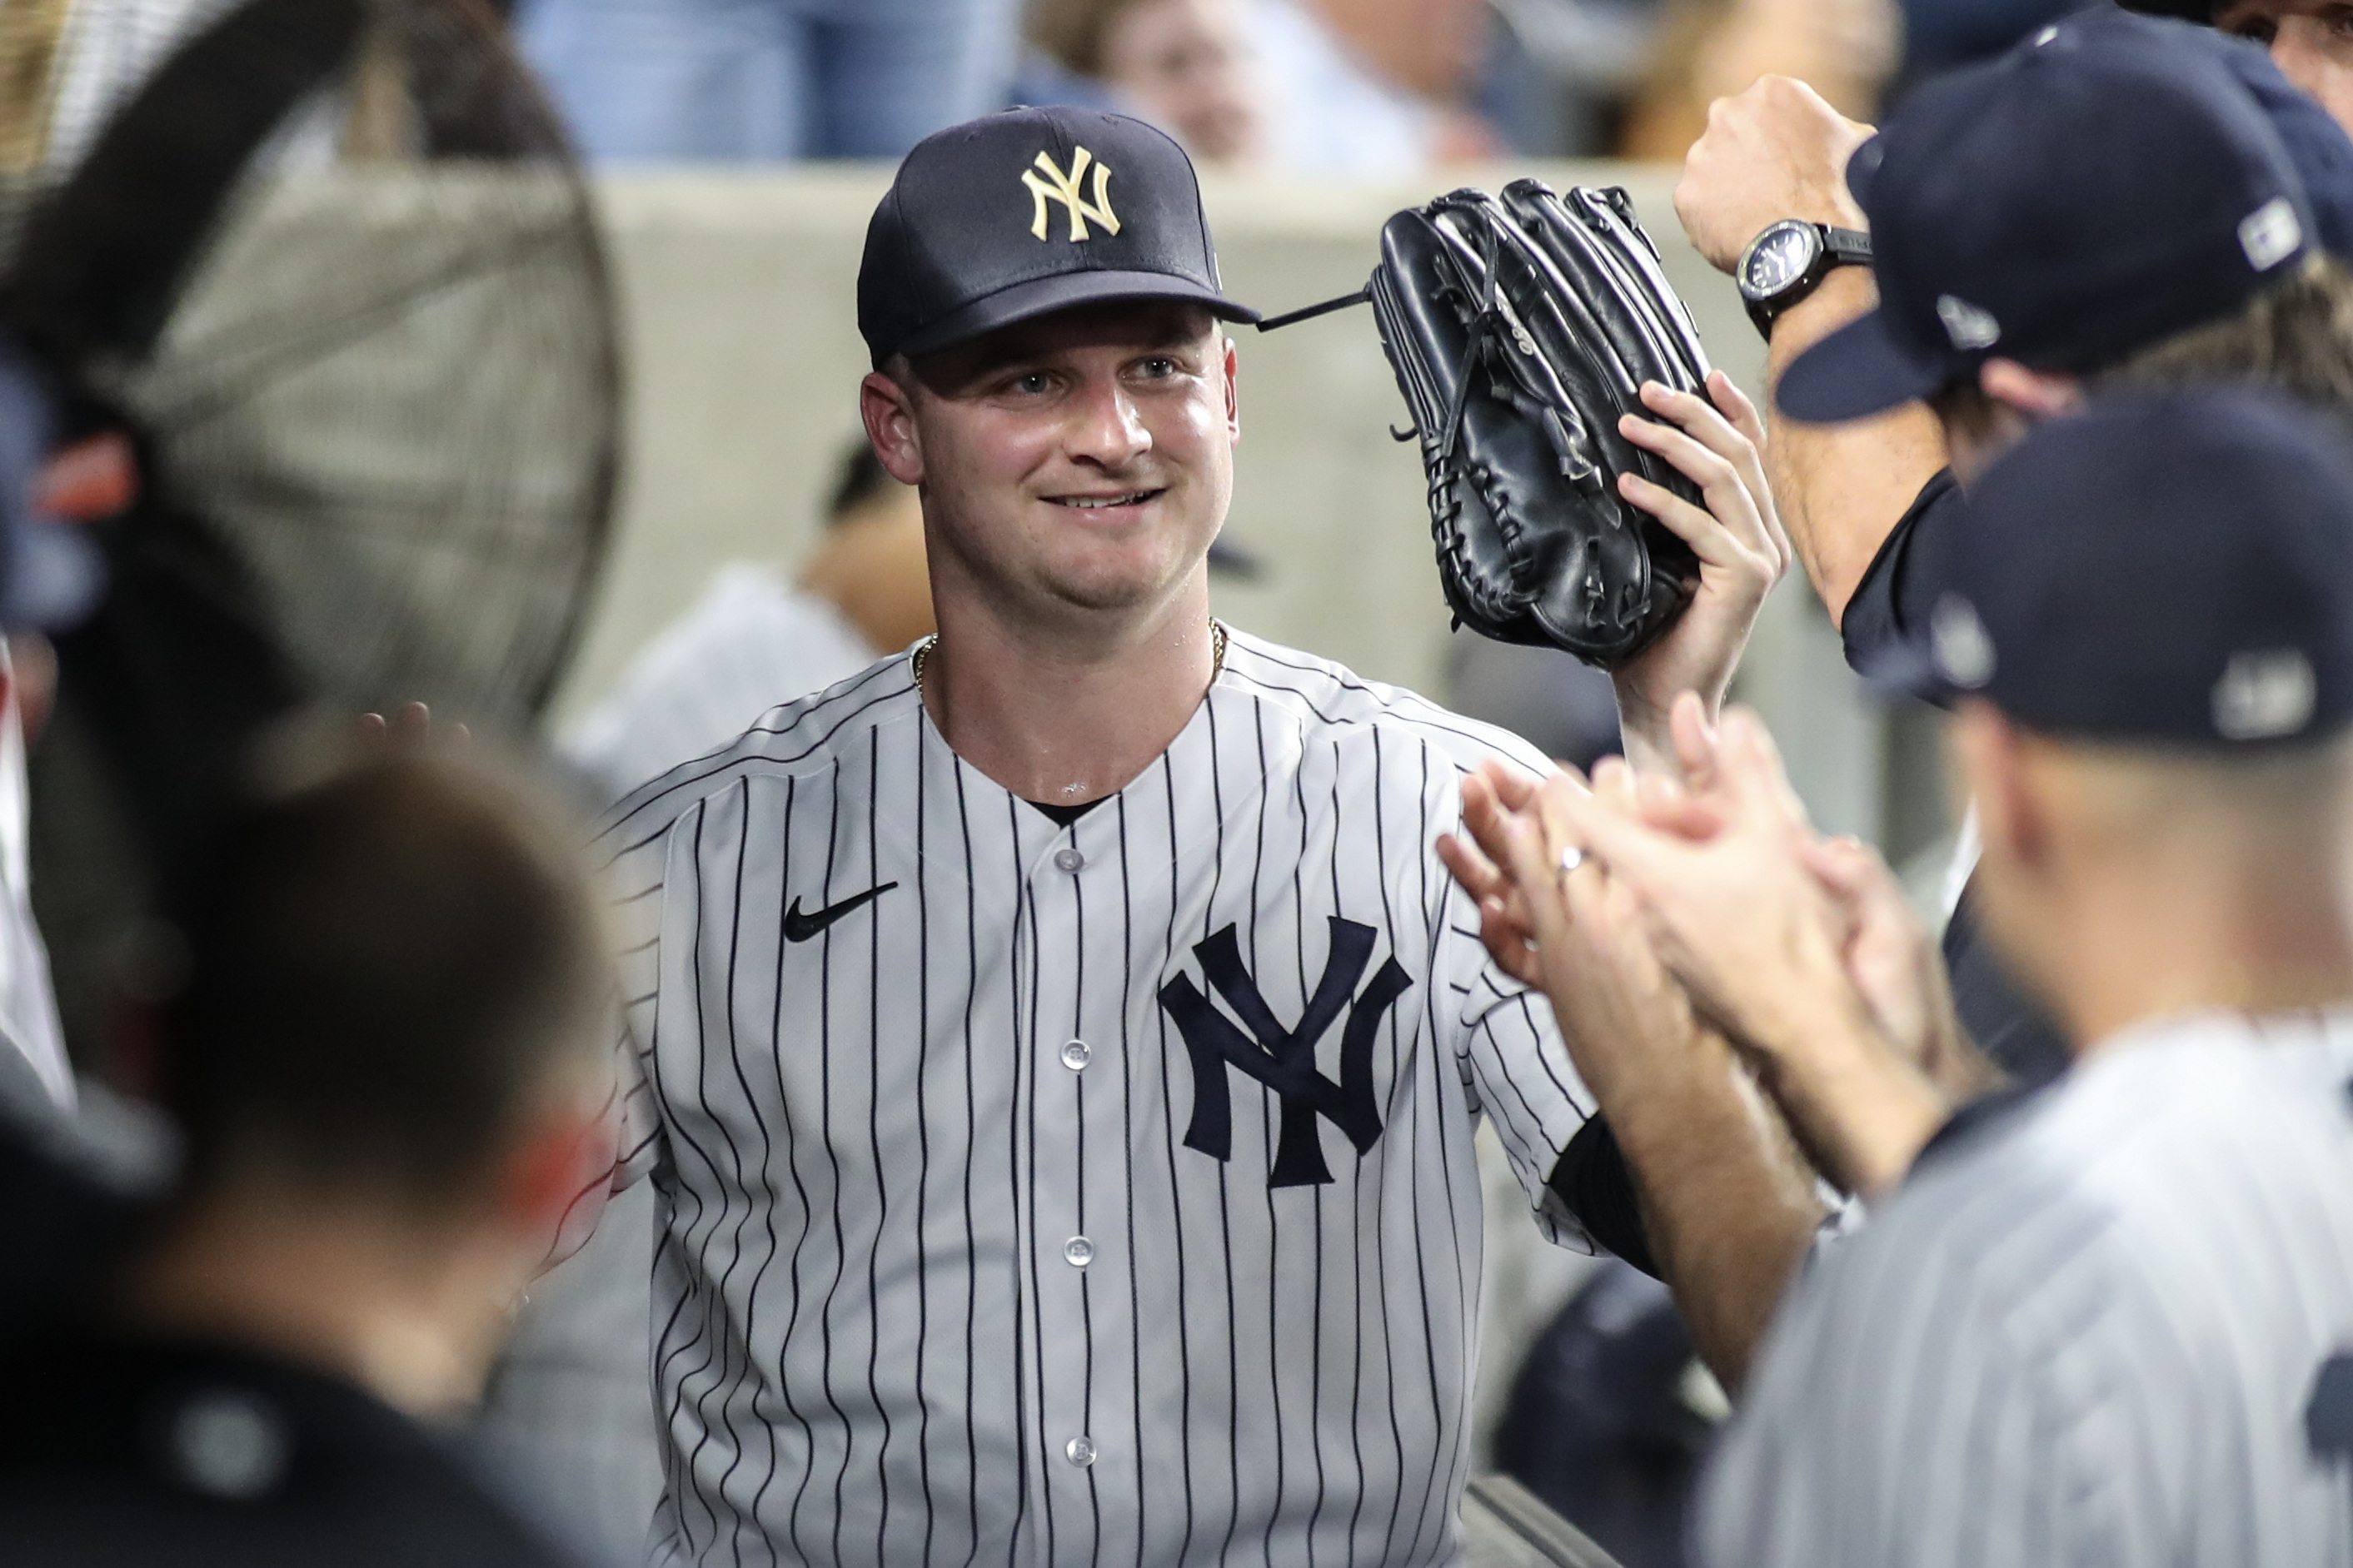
[589,106,1785,1566]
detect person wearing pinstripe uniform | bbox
[588,102,1787,1566]
[1697,394,2353,1564]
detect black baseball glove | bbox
[1262,181,1713,668]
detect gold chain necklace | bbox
[913,619,1227,693]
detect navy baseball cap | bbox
[1870,391,2353,748]
[858,106,1259,367]
[1779,17,2313,424]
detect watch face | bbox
[1742,223,1821,301]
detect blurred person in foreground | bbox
[564,442,932,804]
[514,0,1019,161]
[0,743,617,1567]
[1019,0,1264,162]
[1671,10,2353,1087]
[1457,391,2353,1565]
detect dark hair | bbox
[165,744,608,1207]
[826,441,899,526]
[1930,256,2353,437]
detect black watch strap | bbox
[1745,224,1873,340]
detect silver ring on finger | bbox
[1557,844,1586,879]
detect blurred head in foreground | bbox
[129,739,616,1413]
[1872,391,2353,1037]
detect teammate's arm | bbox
[1675,77,1948,626]
[1448,766,1823,1391]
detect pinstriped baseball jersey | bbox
[1697,1009,2353,1568]
[597,626,1596,1568]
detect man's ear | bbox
[860,369,925,487]
[501,1094,617,1257]
[1223,336,1241,446]
[1952,700,2047,877]
[1979,359,2085,422]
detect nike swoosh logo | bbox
[782,882,900,943]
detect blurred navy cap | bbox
[0,342,103,634]
[1781,13,2312,424]
[858,106,1259,367]
[1868,391,2353,748]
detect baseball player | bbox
[1669,10,2353,1088]
[1484,387,2353,1568]
[593,104,1784,1566]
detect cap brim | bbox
[2113,0,2213,19]
[895,271,1260,361]
[1854,634,1956,707]
[1776,307,1954,425]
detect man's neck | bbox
[2045,865,2353,1055]
[117,1187,514,1421]
[921,577,1218,807]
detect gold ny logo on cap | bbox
[1024,147,1121,242]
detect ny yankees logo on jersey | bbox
[1159,916,1413,1187]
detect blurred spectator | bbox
[515,0,1020,162]
[1618,0,1897,160]
[1021,0,1265,162]
[563,441,930,804]
[1481,0,1670,158]
[0,743,613,1566]
[1254,0,1505,173]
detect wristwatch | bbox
[1737,220,1873,340]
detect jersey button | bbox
[1065,1436,1098,1468]
[1060,1039,1092,1071]
[1053,847,1085,874]
[1063,1236,1094,1268]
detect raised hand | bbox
[1610,375,1792,781]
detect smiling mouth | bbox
[1049,489,1165,510]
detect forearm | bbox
[1737,994,1953,1200]
[1603,1031,1826,1394]
[1763,271,1947,625]
[1613,689,1683,780]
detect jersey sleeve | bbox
[1839,469,1964,682]
[1435,869,1597,1250]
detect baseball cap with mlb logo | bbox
[857,105,1260,368]
[1867,390,2353,749]
[1777,10,2316,424]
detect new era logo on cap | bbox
[2214,650,2317,740]
[2241,195,2304,271]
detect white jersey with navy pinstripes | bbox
[1697,1008,2353,1568]
[597,625,1597,1568]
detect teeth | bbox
[1060,492,1150,509]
